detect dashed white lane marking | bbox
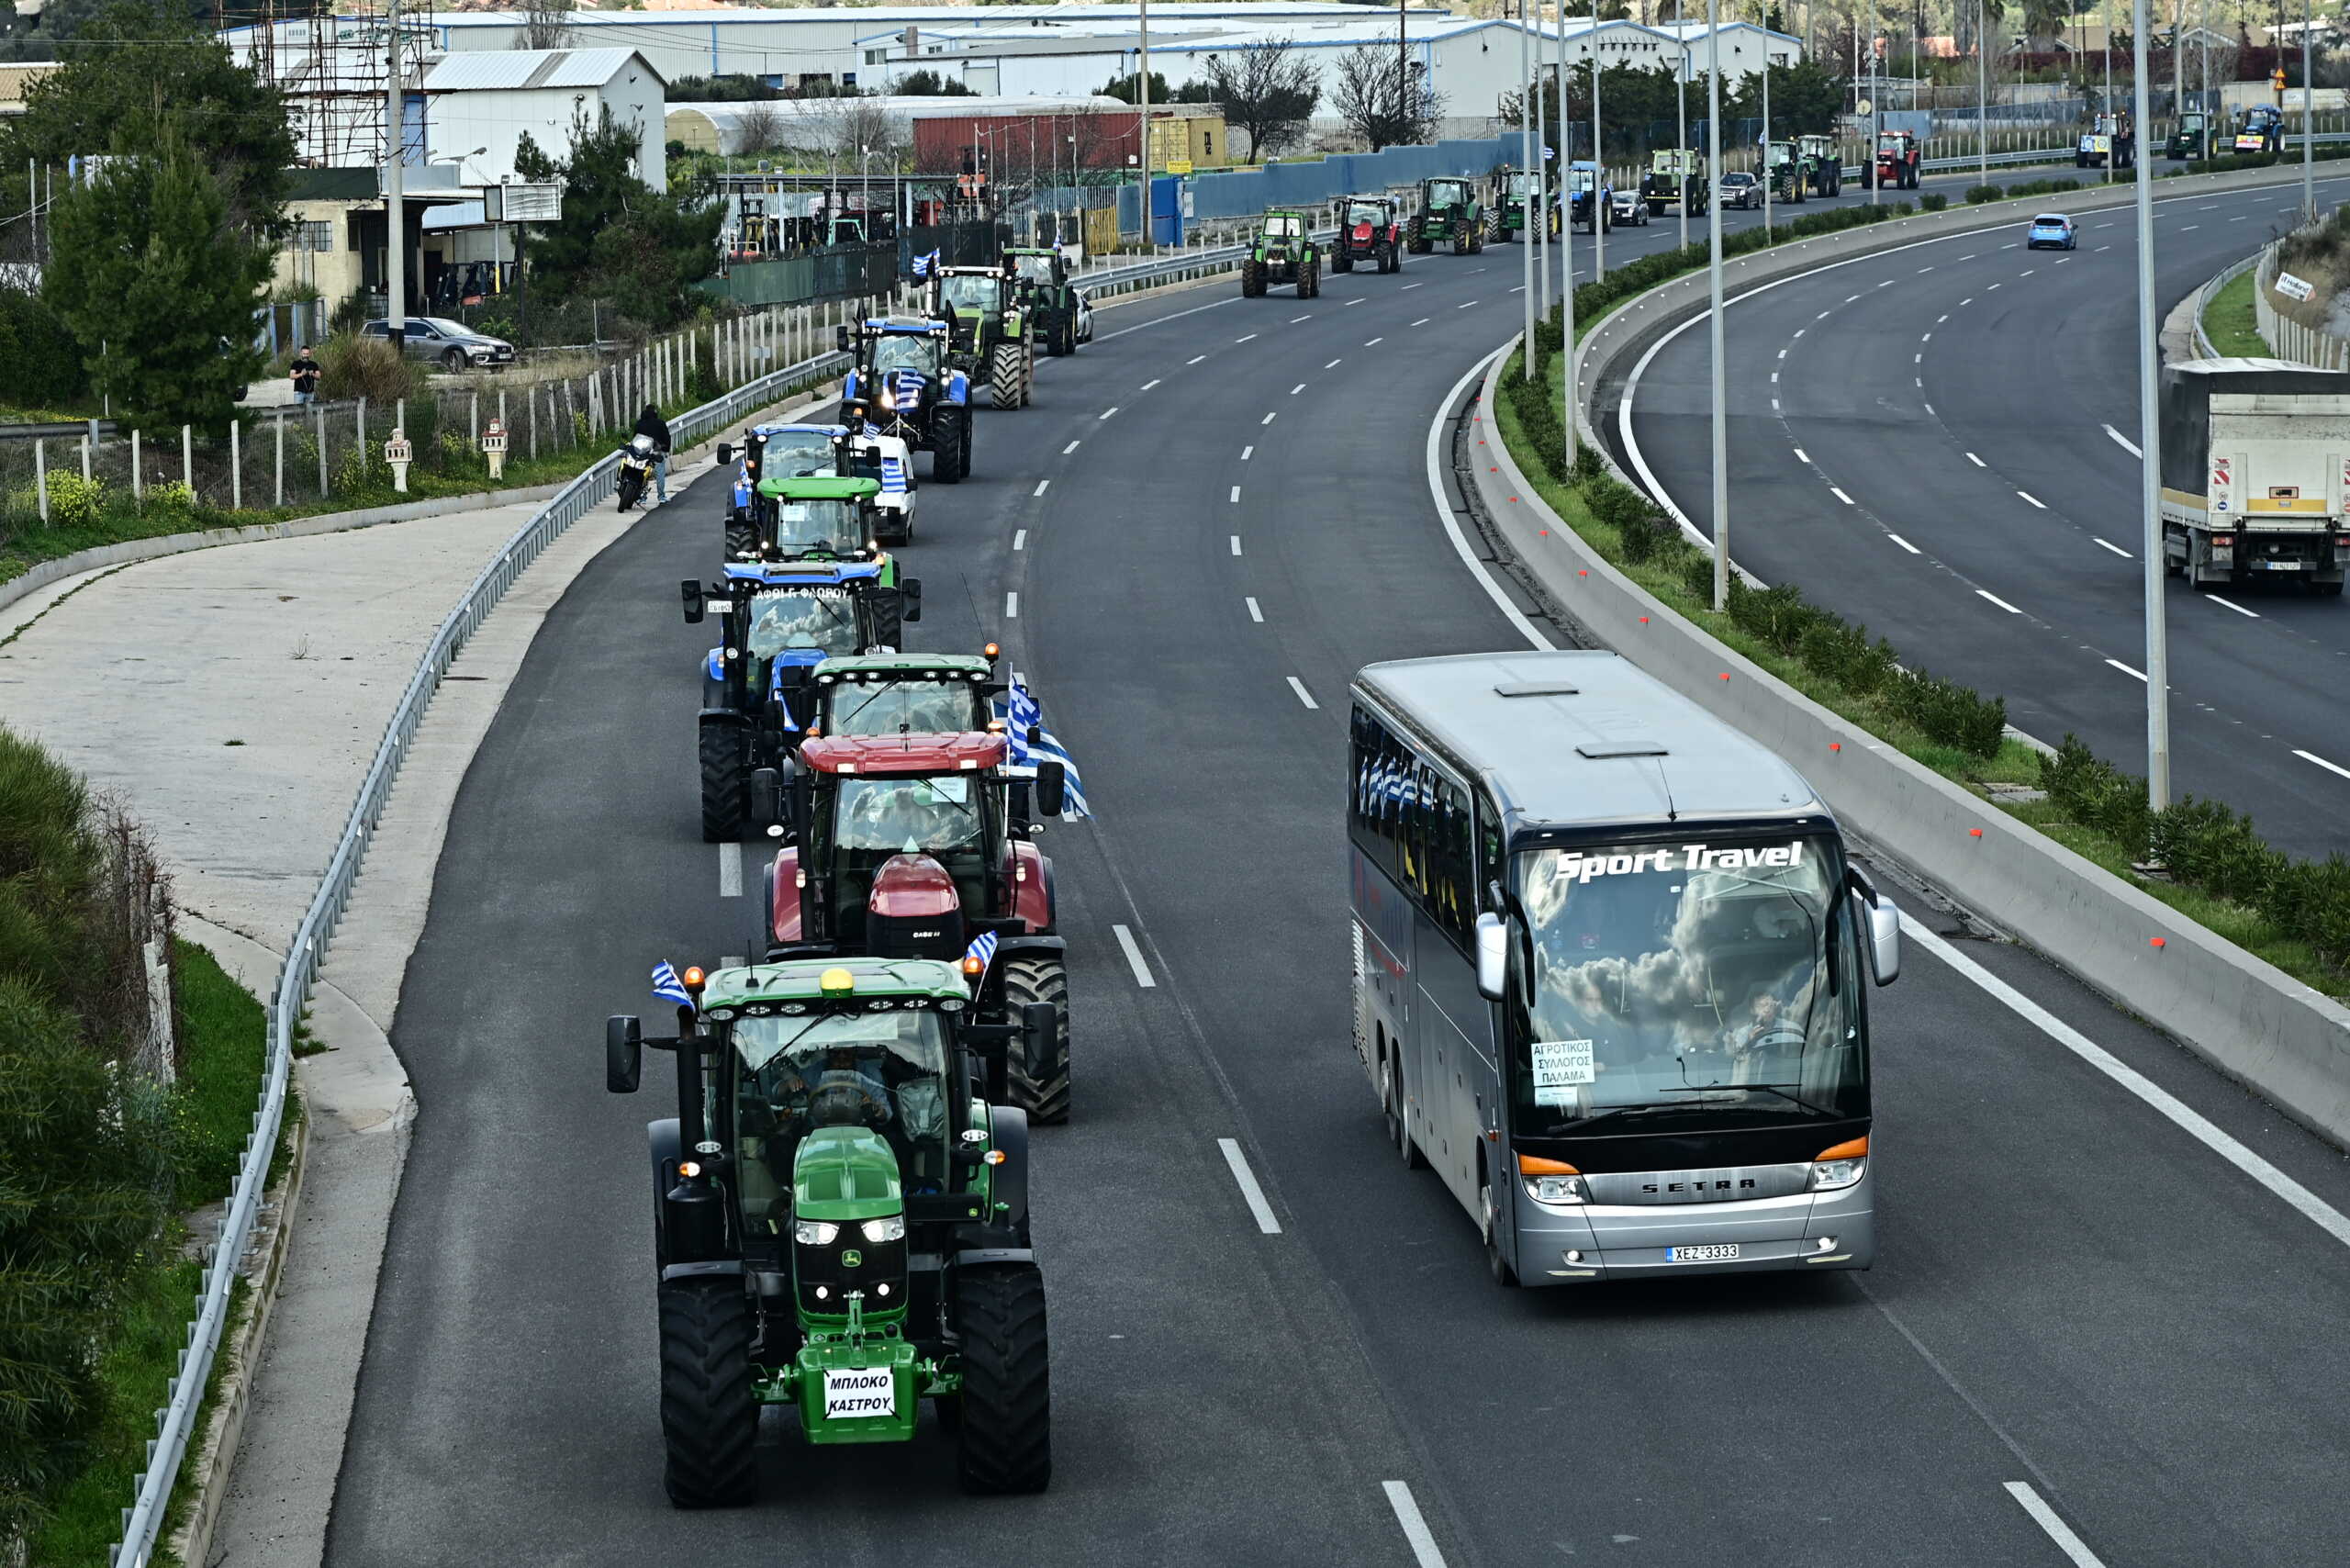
[1230,535,1243,555]
[1241,444,1254,460]
[1384,1482,1450,1568]
[1960,296,1974,305]
[1112,923,1158,988]
[2094,221,2116,228]
[1218,1138,1282,1234]
[1908,913,2350,1252]
[2297,748,2350,781]
[1140,378,1161,390]
[1936,314,1948,323]
[1401,281,1424,289]
[2019,268,2036,277]
[1817,309,1833,319]
[1033,479,1050,498]
[1921,332,1932,342]
[1237,332,1259,342]
[1063,440,1081,454]
[2207,594,2260,619]
[2106,658,2147,681]
[1846,294,1863,304]
[2199,203,2220,210]
[2003,1483,2108,1568]
[1457,299,1479,308]
[1365,336,1384,346]
[1976,589,2023,614]
[2096,244,2113,252]
[1187,354,1207,364]
[2231,214,2252,221]
[718,842,742,898]
[2104,424,2142,457]
[1262,411,1278,425]
[1410,318,1432,326]
[1917,265,1935,274]
[1507,284,1525,292]
[1778,349,1788,359]
[1830,487,1854,504]
[2018,490,2046,509]
[1100,406,1119,420]
[1772,371,1780,382]
[1773,398,1781,411]
[1345,297,1367,306]
[1923,403,1935,417]
[2180,224,2200,231]
[1966,452,1986,465]
[1957,253,1978,261]
[1793,448,1808,463]
[1005,591,1019,618]
[1886,533,1921,554]
[1292,313,1312,322]
[1877,279,1896,288]
[1287,676,1319,710]
[1325,357,1343,368]
[1914,353,1922,364]
[1246,597,1264,622]
[2094,537,2132,558]
[1290,382,1307,394]
[1013,529,1027,551]
[1793,328,1806,338]
[1988,283,2002,290]
[2001,241,2020,249]
[1230,486,1242,503]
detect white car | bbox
[1608,188,1651,227]
[850,426,920,543]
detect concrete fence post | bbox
[529,384,539,461]
[33,438,45,523]
[274,414,284,509]
[131,429,141,502]
[229,420,241,510]
[471,390,479,446]
[180,425,191,493]
[358,398,368,475]
[80,435,89,482]
[316,405,328,496]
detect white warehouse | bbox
[420,47,669,191]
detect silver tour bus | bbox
[1348,651,1900,1285]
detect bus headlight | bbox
[1808,1136,1868,1192]
[1517,1153,1583,1205]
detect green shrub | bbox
[1965,183,2006,204]
[317,333,423,406]
[1919,193,1948,212]
[1796,618,1897,697]
[143,480,196,515]
[1883,666,2007,758]
[2148,796,2282,907]
[40,472,105,529]
[2040,735,2151,856]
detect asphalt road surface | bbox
[327,190,2350,1568]
[1618,171,2350,858]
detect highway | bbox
[1617,173,2350,858]
[322,194,2350,1567]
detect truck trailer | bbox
[2159,360,2350,595]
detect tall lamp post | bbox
[1590,0,1604,278]
[1522,0,1536,380]
[1560,0,1575,470]
[1707,0,1729,610]
[2131,0,2172,811]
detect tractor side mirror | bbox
[834,325,850,354]
[716,442,735,467]
[607,1014,643,1093]
[1472,912,1507,1002]
[680,579,705,625]
[901,577,923,623]
[1034,759,1067,819]
[1020,1002,1058,1070]
[749,767,781,830]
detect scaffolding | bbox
[263,3,435,168]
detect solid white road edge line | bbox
[1904,918,2350,1249]
[1287,676,1318,709]
[1217,1138,1282,1234]
[2103,423,2142,457]
[1111,923,1157,988]
[1383,1481,1450,1568]
[2002,1484,2109,1568]
[1425,346,1554,649]
[2295,748,2350,782]
[718,842,742,898]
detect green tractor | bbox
[1797,133,1843,196]
[1641,149,1710,218]
[1762,139,1807,203]
[1004,246,1083,357]
[2165,110,2210,161]
[607,956,1056,1505]
[1487,165,1554,241]
[1240,209,1321,297]
[1407,176,1484,255]
[929,263,1035,410]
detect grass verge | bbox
[2200,267,2269,357]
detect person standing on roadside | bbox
[290,344,321,406]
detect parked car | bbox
[1608,187,1651,226]
[1718,171,1762,209]
[2025,212,2078,251]
[360,316,517,373]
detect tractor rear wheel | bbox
[723,519,756,559]
[657,1280,758,1507]
[699,722,746,843]
[954,1262,1051,1495]
[1333,250,1353,273]
[1239,258,1262,296]
[932,408,968,483]
[1299,261,1319,298]
[989,342,1024,409]
[1001,954,1069,1125]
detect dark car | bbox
[1718,172,1762,210]
[361,316,517,374]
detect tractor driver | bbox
[841,778,976,857]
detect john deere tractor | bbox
[1004,246,1082,356]
[721,419,916,554]
[929,264,1035,409]
[755,726,1073,1123]
[838,316,971,483]
[1762,139,1807,203]
[1797,133,1843,196]
[2165,110,2210,161]
[1407,176,1484,254]
[1488,166,1554,241]
[605,954,1054,1505]
[682,563,922,842]
[1239,209,1321,297]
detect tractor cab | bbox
[2234,105,2283,153]
[1333,195,1404,271]
[1002,246,1084,356]
[837,317,971,483]
[812,651,1004,741]
[748,475,884,565]
[722,422,915,552]
[603,955,1055,1502]
[1003,246,1068,293]
[1761,140,1806,202]
[1871,129,1920,188]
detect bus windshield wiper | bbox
[1654,1081,1838,1118]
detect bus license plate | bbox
[2254,560,2301,571]
[1667,1244,1740,1262]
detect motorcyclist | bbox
[632,403,672,503]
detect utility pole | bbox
[1522,0,1536,380]
[1138,0,1152,249]
[2301,0,2314,218]
[1560,0,1574,470]
[1869,0,1880,207]
[1676,0,1689,252]
[1398,0,1409,150]
[1707,0,1729,610]
[1534,1,1548,308]
[1590,0,1604,278]
[2131,0,2171,812]
[386,0,405,348]
[1762,15,1773,235]
[1980,0,1990,186]
[2104,0,2113,185]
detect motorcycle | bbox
[616,432,664,511]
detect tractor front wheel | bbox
[657,1280,758,1507]
[1239,258,1263,296]
[1333,250,1354,273]
[723,519,757,559]
[932,408,968,483]
[954,1262,1051,1495]
[1299,261,1319,298]
[989,342,1024,409]
[1001,954,1069,1125]
[699,722,746,843]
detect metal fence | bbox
[2253,237,2350,369]
[105,335,848,1568]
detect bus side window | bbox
[1476,792,1505,910]
[1432,777,1473,944]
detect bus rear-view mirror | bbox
[1473,912,1507,1002]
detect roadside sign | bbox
[2277,272,2316,301]
[487,182,563,223]
[1855,97,1873,116]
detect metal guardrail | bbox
[106,344,847,1568]
[1071,228,1340,302]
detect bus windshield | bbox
[1507,836,1864,1136]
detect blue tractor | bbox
[681,560,923,842]
[719,416,917,557]
[836,316,971,484]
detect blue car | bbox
[2026,213,2077,251]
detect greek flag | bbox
[878,454,907,493]
[912,248,942,278]
[1003,678,1091,818]
[651,960,694,1006]
[965,930,999,974]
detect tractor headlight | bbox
[859,1215,905,1244]
[878,386,898,409]
[793,1219,840,1246]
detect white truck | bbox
[2159,361,2350,596]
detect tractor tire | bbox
[1382,244,1400,274]
[1021,344,1035,406]
[1408,224,1430,254]
[989,342,1024,410]
[656,1280,759,1507]
[1333,250,1354,273]
[932,408,968,483]
[699,722,746,844]
[1000,954,1069,1125]
[723,519,757,559]
[1239,258,1262,297]
[954,1261,1050,1495]
[1300,262,1319,298]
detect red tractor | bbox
[754,731,1073,1123]
[1865,129,1921,190]
[1332,194,1404,274]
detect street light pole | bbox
[1979,0,1989,186]
[1869,0,1880,207]
[385,0,405,349]
[1560,0,1575,471]
[1707,0,1729,610]
[2301,0,2314,218]
[1138,0,1152,251]
[1762,19,1773,235]
[1677,0,1689,252]
[2132,0,2171,811]
[1534,3,1548,308]
[1591,0,1604,278]
[1523,0,1536,380]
